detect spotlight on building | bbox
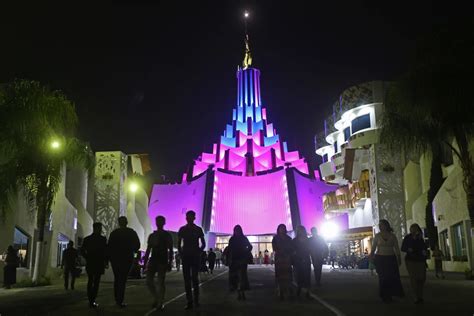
[321,221,340,240]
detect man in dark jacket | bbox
[82,223,108,308]
[61,240,78,290]
[107,216,141,308]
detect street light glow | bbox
[129,182,138,193]
[244,11,249,18]
[50,140,60,149]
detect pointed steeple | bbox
[242,11,252,69]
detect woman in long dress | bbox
[272,224,294,300]
[292,226,312,298]
[401,223,428,304]
[227,225,253,300]
[370,219,404,302]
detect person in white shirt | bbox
[369,219,404,303]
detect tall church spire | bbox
[242,11,252,69]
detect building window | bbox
[333,141,338,153]
[439,230,450,261]
[322,154,328,163]
[351,113,371,134]
[14,227,30,268]
[451,222,467,261]
[343,127,351,141]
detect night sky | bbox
[0,2,460,181]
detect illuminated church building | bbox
[149,36,341,250]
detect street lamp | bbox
[129,182,138,193]
[50,140,60,150]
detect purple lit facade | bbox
[149,64,340,235]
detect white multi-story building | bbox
[315,81,406,255]
[0,151,152,284]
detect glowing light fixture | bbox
[50,140,60,149]
[321,221,340,240]
[129,182,138,193]
[244,11,249,18]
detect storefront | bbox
[216,235,275,257]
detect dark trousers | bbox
[87,273,101,304]
[64,266,76,289]
[182,255,200,304]
[111,260,133,304]
[312,259,323,286]
[208,260,216,273]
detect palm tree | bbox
[381,21,474,257]
[0,79,94,282]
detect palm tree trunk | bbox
[425,144,443,250]
[32,176,49,283]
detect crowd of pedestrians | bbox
[2,212,434,310]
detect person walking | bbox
[292,226,312,298]
[227,225,253,301]
[178,210,206,310]
[309,227,328,287]
[175,252,181,271]
[272,224,294,300]
[3,246,19,289]
[208,248,216,274]
[370,219,404,303]
[215,248,222,268]
[329,247,337,269]
[432,247,445,279]
[258,251,263,265]
[61,241,78,290]
[81,223,108,308]
[108,216,141,308]
[263,249,270,265]
[199,250,209,274]
[401,223,428,304]
[143,216,173,311]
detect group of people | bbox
[198,248,222,274]
[370,219,429,304]
[3,211,434,309]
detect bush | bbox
[15,276,52,288]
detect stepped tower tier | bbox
[149,31,337,236]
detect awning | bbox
[332,226,373,241]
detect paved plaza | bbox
[0,265,472,316]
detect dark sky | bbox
[0,2,459,181]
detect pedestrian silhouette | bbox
[272,224,294,300]
[3,245,19,289]
[175,252,181,271]
[227,225,253,301]
[143,215,173,311]
[207,248,216,274]
[401,223,428,304]
[107,216,141,308]
[370,219,404,303]
[81,222,107,308]
[61,240,78,290]
[309,227,328,287]
[292,225,312,298]
[177,210,206,310]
